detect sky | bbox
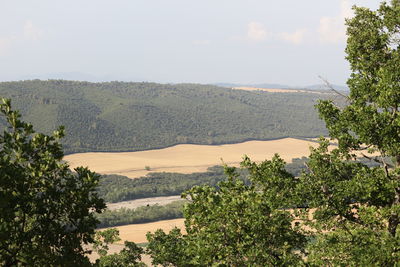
[0,0,381,86]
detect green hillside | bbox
[0,80,330,153]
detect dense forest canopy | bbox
[0,80,330,153]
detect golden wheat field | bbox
[100,218,186,244]
[65,138,321,179]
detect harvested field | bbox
[100,218,186,244]
[65,138,321,178]
[232,86,334,95]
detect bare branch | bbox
[379,149,392,177]
[361,152,394,168]
[318,75,350,100]
[304,162,315,176]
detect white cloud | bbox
[0,20,44,57]
[318,16,343,43]
[247,22,268,42]
[279,29,307,45]
[24,20,44,41]
[0,36,16,56]
[318,0,354,44]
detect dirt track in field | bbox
[106,195,182,211]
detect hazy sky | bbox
[0,0,380,86]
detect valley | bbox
[2,0,396,264]
[69,137,323,245]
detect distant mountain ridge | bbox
[12,72,148,83]
[0,80,331,154]
[5,73,348,92]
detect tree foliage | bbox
[93,228,122,258]
[94,229,145,267]
[97,241,145,267]
[146,157,307,266]
[146,228,190,267]
[0,98,106,266]
[298,1,400,265]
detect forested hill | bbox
[0,80,331,153]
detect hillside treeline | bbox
[98,166,227,203]
[96,201,185,228]
[98,158,309,203]
[0,80,330,153]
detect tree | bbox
[93,228,122,258]
[97,241,145,267]
[0,98,106,266]
[146,227,190,266]
[297,0,400,265]
[94,229,146,267]
[146,158,307,266]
